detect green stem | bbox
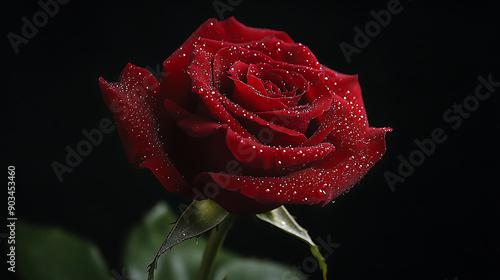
[198,215,235,280]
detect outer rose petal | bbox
[220,36,323,70]
[99,64,191,195]
[194,127,390,215]
[322,66,369,125]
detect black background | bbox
[3,0,500,279]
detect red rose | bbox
[99,17,391,215]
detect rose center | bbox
[227,62,309,112]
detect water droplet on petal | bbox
[317,189,326,197]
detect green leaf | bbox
[257,206,328,280]
[124,201,208,280]
[125,201,306,280]
[16,221,111,280]
[147,199,229,279]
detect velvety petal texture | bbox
[99,17,391,215]
[99,64,191,195]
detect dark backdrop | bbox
[3,0,500,279]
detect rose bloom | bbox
[99,17,391,215]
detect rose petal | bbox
[246,75,270,97]
[226,128,334,170]
[230,78,289,112]
[195,42,331,139]
[164,99,226,138]
[159,17,293,109]
[99,63,191,194]
[193,127,390,213]
[254,88,332,135]
[255,110,310,134]
[322,67,369,123]
[208,17,294,44]
[190,43,308,147]
[213,46,274,93]
[258,68,303,93]
[263,79,282,96]
[227,61,249,83]
[324,95,370,151]
[300,95,378,185]
[188,44,256,140]
[239,36,322,69]
[233,111,308,147]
